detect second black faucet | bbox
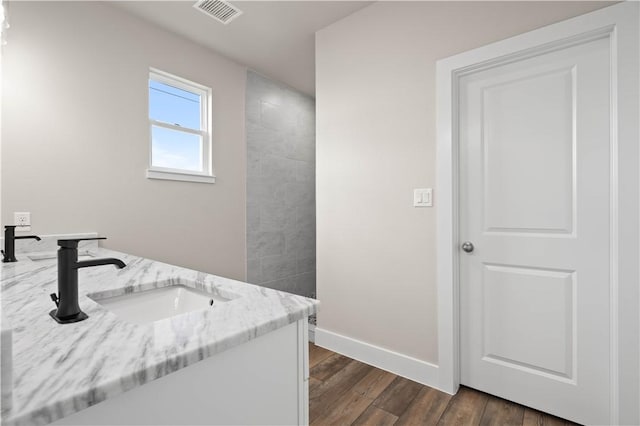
[2,225,41,262]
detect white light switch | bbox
[413,188,432,207]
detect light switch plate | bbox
[413,188,433,207]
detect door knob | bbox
[461,241,474,253]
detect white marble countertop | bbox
[0,245,318,426]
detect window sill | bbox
[146,169,216,184]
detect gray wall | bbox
[2,2,247,280]
[246,71,315,298]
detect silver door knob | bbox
[461,241,474,253]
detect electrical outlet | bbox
[14,212,31,232]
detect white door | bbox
[459,35,611,425]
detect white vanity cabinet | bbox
[52,320,309,426]
[1,245,317,426]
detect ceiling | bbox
[114,1,373,96]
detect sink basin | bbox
[28,252,94,261]
[89,284,234,325]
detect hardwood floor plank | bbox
[352,367,397,400]
[353,405,399,426]
[311,390,374,426]
[309,343,334,368]
[480,395,524,426]
[310,359,373,400]
[396,386,453,426]
[309,377,322,395]
[310,352,352,381]
[372,376,423,417]
[437,386,489,426]
[522,407,573,426]
[309,359,373,423]
[307,347,574,426]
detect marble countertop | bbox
[0,244,318,426]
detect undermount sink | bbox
[88,284,235,325]
[28,252,94,261]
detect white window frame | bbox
[146,68,215,184]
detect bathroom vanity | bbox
[0,235,317,425]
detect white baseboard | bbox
[308,324,315,343]
[315,327,442,391]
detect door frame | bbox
[435,2,639,424]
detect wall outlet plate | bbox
[14,212,31,232]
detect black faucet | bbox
[49,237,126,324]
[2,225,41,262]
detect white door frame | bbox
[435,2,639,424]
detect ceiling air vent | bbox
[193,0,243,25]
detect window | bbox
[147,69,214,183]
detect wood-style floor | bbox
[309,344,578,426]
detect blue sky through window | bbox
[149,79,203,171]
[151,126,202,171]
